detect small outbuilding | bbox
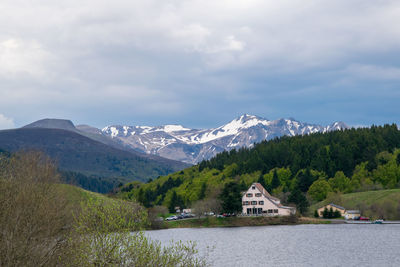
[344,210,361,220]
[317,203,346,217]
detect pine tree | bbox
[328,207,334,218]
[333,210,341,218]
[239,180,247,191]
[137,188,145,206]
[298,168,314,192]
[198,182,207,200]
[168,191,178,213]
[219,182,242,213]
[141,189,153,208]
[257,174,266,189]
[288,188,309,214]
[314,210,319,218]
[323,207,329,218]
[270,169,281,190]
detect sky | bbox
[0,0,400,130]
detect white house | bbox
[242,183,296,216]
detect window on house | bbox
[252,186,255,190]
[251,201,257,205]
[274,209,278,213]
[259,201,264,205]
[268,209,273,213]
[258,208,263,214]
[246,193,253,197]
[242,201,247,206]
[255,193,262,197]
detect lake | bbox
[146,224,400,266]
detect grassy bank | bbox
[57,183,113,204]
[309,189,400,219]
[160,216,331,229]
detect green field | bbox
[310,189,400,219]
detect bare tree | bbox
[0,151,72,267]
[193,200,208,218]
[192,198,221,218]
[0,151,209,267]
[148,205,169,229]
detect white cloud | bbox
[0,0,400,126]
[0,114,15,130]
[2,1,399,71]
[0,38,52,78]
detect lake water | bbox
[146,224,400,266]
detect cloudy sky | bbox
[1,0,399,130]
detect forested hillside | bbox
[116,124,400,214]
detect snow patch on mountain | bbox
[162,125,191,133]
[97,115,348,164]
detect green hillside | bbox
[310,189,400,220]
[116,124,400,215]
[58,183,113,204]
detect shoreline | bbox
[151,216,335,230]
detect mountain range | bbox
[0,119,189,192]
[93,114,348,164]
[0,115,348,192]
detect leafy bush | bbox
[64,198,208,266]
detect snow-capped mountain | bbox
[96,115,348,164]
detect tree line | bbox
[118,124,400,216]
[199,124,400,178]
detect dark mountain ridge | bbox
[23,118,76,131]
[0,127,189,192]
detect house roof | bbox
[328,203,346,211]
[279,205,296,210]
[346,210,360,214]
[252,183,293,209]
[254,183,271,197]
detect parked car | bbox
[166,215,178,221]
[217,214,226,218]
[359,216,370,221]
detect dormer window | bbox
[246,193,253,197]
[255,193,261,197]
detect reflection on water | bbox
[146,224,400,267]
